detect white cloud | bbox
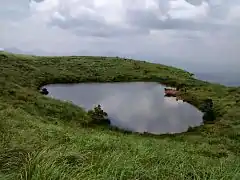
[169,0,208,19]
[1,0,240,74]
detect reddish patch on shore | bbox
[164,88,178,97]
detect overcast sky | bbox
[1,0,240,73]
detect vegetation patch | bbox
[87,105,110,125]
[0,51,240,179]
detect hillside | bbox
[0,51,240,180]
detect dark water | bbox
[44,82,203,134]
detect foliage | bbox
[87,105,110,125]
[39,88,49,95]
[200,98,216,122]
[203,110,216,122]
[0,51,240,179]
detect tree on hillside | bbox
[87,105,110,125]
[201,98,216,122]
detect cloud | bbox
[1,0,240,75]
[32,0,45,2]
[0,0,29,21]
[25,0,240,40]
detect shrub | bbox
[203,110,216,122]
[201,98,216,122]
[87,104,110,125]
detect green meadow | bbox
[0,51,240,179]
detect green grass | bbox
[0,51,240,179]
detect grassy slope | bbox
[0,51,240,180]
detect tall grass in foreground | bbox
[17,142,240,180]
[0,107,239,180]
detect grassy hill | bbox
[0,51,240,180]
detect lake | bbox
[44,82,203,134]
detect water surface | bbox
[44,82,203,134]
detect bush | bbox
[200,98,213,112]
[87,105,110,125]
[201,98,216,122]
[203,110,216,122]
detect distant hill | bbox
[195,72,240,87]
[2,48,239,86]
